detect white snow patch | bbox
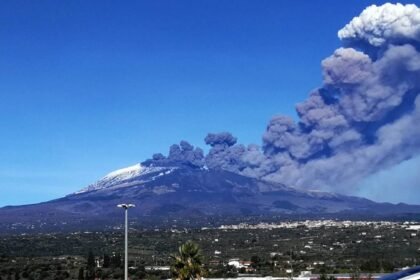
[74,164,177,194]
[104,163,143,179]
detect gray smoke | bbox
[205,132,238,147]
[204,132,246,171]
[144,140,205,168]
[145,3,420,193]
[204,3,420,192]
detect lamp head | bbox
[117,203,136,209]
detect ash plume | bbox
[143,140,205,168]
[146,3,420,193]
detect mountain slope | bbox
[1,163,420,232]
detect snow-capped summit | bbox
[104,163,143,179]
[75,163,176,194]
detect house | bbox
[228,259,252,269]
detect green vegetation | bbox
[0,223,419,279]
[170,241,205,280]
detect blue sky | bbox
[0,0,417,206]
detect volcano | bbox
[1,163,420,232]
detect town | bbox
[1,220,420,279]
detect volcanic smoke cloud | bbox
[145,3,420,192]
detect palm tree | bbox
[170,241,205,280]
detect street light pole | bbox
[117,203,135,280]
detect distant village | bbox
[2,220,420,279]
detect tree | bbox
[87,251,95,269]
[320,271,328,280]
[251,255,262,269]
[103,254,111,268]
[86,269,95,280]
[170,241,206,280]
[21,271,29,279]
[351,268,361,280]
[78,267,84,280]
[111,253,122,268]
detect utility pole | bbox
[117,203,135,280]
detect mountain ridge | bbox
[1,163,420,232]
